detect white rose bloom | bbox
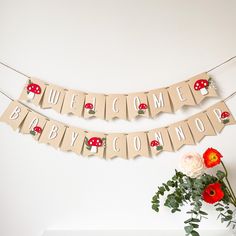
[179,152,205,178]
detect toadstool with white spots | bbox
[30,126,43,136]
[150,139,163,151]
[138,103,148,114]
[88,137,103,153]
[27,83,41,99]
[194,79,209,95]
[221,111,230,124]
[84,103,95,114]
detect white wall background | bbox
[0,0,236,236]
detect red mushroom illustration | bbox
[221,111,230,124]
[193,79,210,95]
[84,103,95,114]
[138,103,148,114]
[150,140,163,151]
[30,126,43,136]
[84,136,106,153]
[27,81,41,99]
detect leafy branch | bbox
[151,169,236,236]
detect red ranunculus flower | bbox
[203,148,223,168]
[202,182,224,204]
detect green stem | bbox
[221,161,236,206]
[223,185,236,206]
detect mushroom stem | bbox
[200,87,208,95]
[90,146,98,153]
[27,92,35,100]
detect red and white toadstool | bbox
[34,126,42,134]
[194,79,209,95]
[84,103,95,114]
[30,126,43,136]
[150,140,163,151]
[221,111,230,124]
[138,103,148,114]
[27,83,41,99]
[88,137,103,153]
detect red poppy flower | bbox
[203,148,223,168]
[202,182,224,204]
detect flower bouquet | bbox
[152,148,236,236]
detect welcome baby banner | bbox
[0,99,235,159]
[19,73,218,120]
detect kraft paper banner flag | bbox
[61,89,85,117]
[187,112,216,143]
[147,127,173,156]
[20,111,47,140]
[105,133,127,159]
[19,78,47,106]
[168,121,195,151]
[84,93,106,119]
[147,88,172,117]
[41,84,66,113]
[168,81,196,111]
[206,101,236,133]
[127,93,149,120]
[83,131,106,157]
[127,132,149,158]
[106,94,127,120]
[39,120,66,148]
[60,126,85,154]
[0,101,29,130]
[188,73,218,104]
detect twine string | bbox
[0,55,236,80]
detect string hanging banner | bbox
[19,73,217,120]
[0,94,235,159]
[1,57,235,121]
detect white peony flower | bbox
[179,152,206,178]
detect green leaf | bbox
[199,210,208,216]
[191,230,200,236]
[227,210,233,215]
[191,218,200,223]
[189,223,199,228]
[184,225,194,233]
[89,110,95,114]
[167,180,175,187]
[102,138,106,146]
[223,119,230,124]
[216,207,224,211]
[30,130,35,135]
[163,183,170,191]
[84,137,88,144]
[138,110,144,114]
[225,215,233,221]
[216,170,226,180]
[184,218,193,224]
[171,208,181,213]
[156,146,163,150]
[152,205,159,212]
[226,221,232,228]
